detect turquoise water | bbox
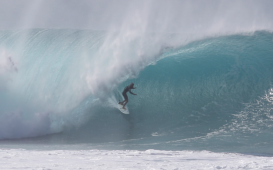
[0,29,273,154]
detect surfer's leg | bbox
[119,100,126,105]
[121,93,128,108]
[122,100,128,109]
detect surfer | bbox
[119,83,137,109]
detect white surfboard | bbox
[118,103,129,114]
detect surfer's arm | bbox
[129,89,137,95]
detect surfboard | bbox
[118,103,129,114]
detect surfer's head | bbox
[130,83,134,88]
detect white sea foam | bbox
[0,149,272,170]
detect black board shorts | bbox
[122,92,128,101]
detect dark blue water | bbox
[0,30,273,154]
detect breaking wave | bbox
[0,29,273,154]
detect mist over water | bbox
[0,0,273,154]
[1,1,273,33]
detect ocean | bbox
[0,29,273,169]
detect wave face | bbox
[0,29,273,154]
[120,31,273,154]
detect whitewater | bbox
[1,1,273,169]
